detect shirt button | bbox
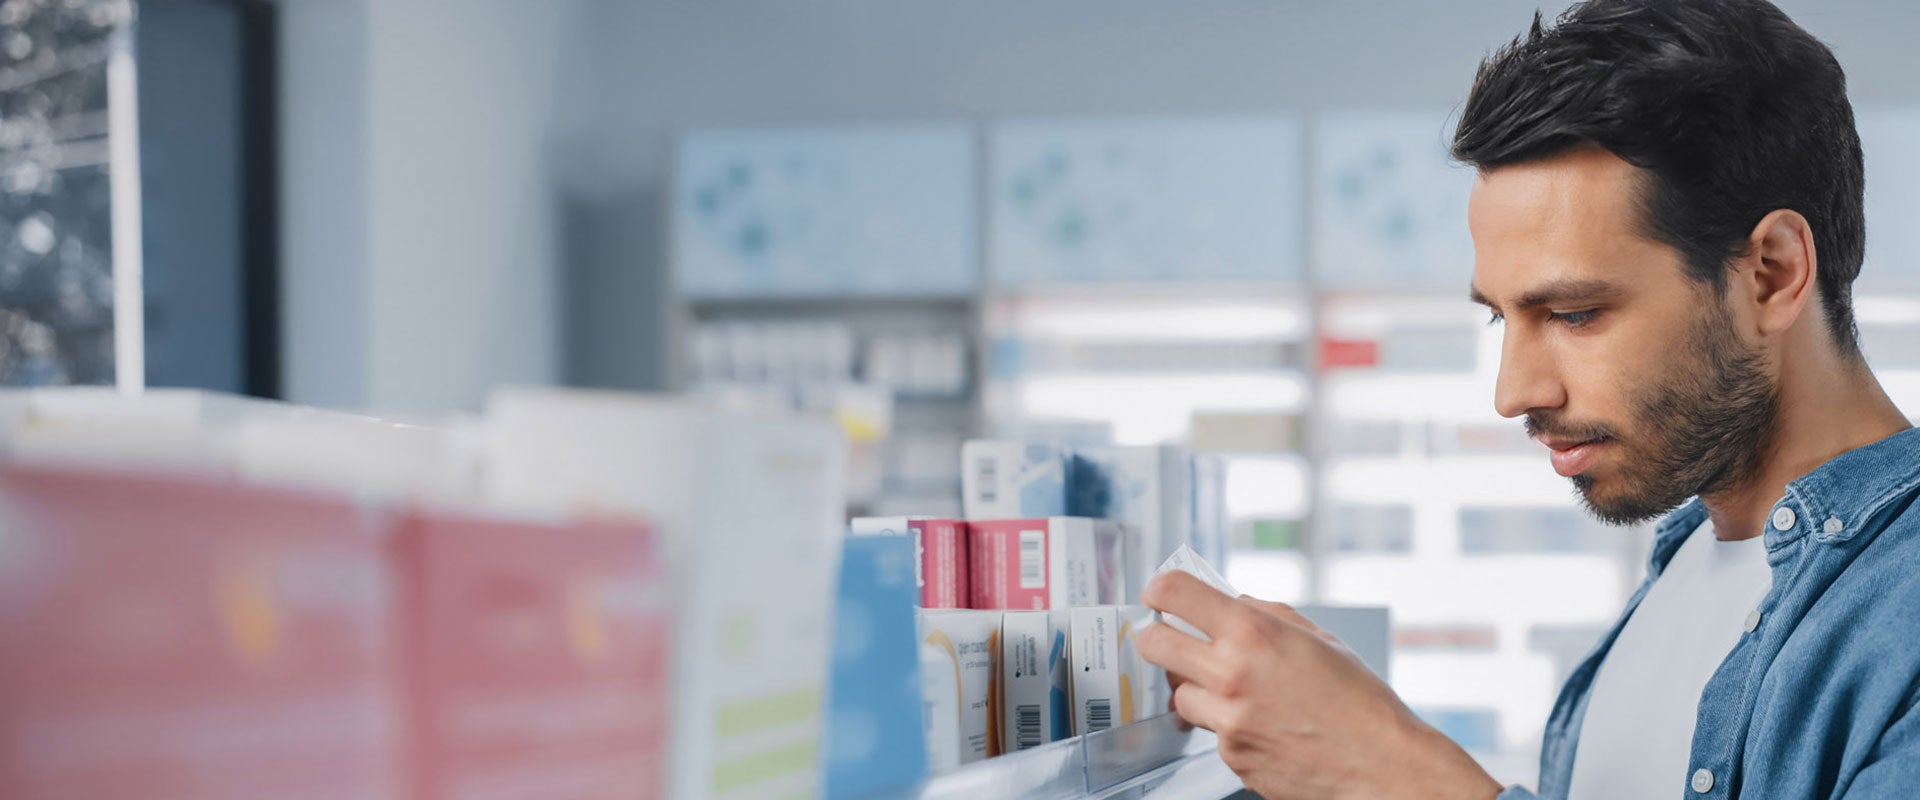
[1824,517,1844,535]
[1692,767,1715,793]
[1744,609,1762,632]
[1772,507,1797,531]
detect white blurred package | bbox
[918,640,962,773]
[1068,605,1161,733]
[483,387,848,800]
[1070,445,1195,604]
[1189,453,1232,570]
[0,388,296,469]
[1001,610,1073,750]
[916,609,1003,767]
[961,440,1071,519]
[1152,544,1239,641]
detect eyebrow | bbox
[1469,278,1622,312]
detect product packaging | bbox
[822,536,928,798]
[1150,544,1239,641]
[999,610,1073,751]
[1070,445,1195,604]
[915,609,1003,767]
[968,517,1125,610]
[849,516,969,609]
[485,387,848,800]
[0,466,397,799]
[1067,605,1161,734]
[961,440,1071,520]
[393,508,671,800]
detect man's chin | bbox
[1571,474,1679,527]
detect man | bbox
[1138,1,1920,797]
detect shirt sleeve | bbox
[1840,688,1920,797]
[1496,786,1543,799]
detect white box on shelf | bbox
[1071,445,1195,604]
[1068,605,1162,734]
[917,609,1004,768]
[483,388,847,800]
[1000,610,1074,751]
[968,517,1125,610]
[961,440,1071,520]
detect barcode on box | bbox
[1016,703,1042,750]
[1086,698,1112,732]
[1019,530,1045,589]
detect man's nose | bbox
[1493,328,1565,419]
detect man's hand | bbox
[1137,571,1502,800]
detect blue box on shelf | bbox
[823,535,929,799]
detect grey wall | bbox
[279,0,571,416]
[550,0,1920,393]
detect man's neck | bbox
[1702,358,1912,541]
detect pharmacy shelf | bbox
[848,713,1243,800]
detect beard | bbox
[1526,300,1779,526]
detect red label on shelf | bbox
[1318,338,1381,369]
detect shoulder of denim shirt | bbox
[1780,426,1920,548]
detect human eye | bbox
[1486,312,1505,326]
[1549,309,1600,328]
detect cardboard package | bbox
[485,388,848,800]
[0,466,398,799]
[915,609,1002,768]
[968,517,1125,610]
[1000,610,1073,751]
[849,517,968,609]
[822,536,928,797]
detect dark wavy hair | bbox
[1452,0,1866,356]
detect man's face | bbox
[1468,148,1777,524]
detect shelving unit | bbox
[854,714,1240,800]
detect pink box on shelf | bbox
[850,517,970,608]
[393,508,672,800]
[967,517,1125,611]
[0,465,399,800]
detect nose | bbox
[1493,325,1566,419]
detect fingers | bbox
[1135,618,1221,688]
[1169,680,1232,733]
[1143,570,1245,642]
[1237,595,1319,631]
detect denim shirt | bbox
[1498,426,1920,800]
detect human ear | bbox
[1743,209,1817,338]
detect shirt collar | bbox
[1773,425,1920,549]
[1645,426,1920,562]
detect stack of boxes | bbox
[842,437,1230,777]
[0,387,844,800]
[0,389,1243,797]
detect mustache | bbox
[1524,413,1620,444]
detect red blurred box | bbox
[393,508,671,800]
[0,465,400,800]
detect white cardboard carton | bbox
[484,388,847,800]
[916,609,1003,767]
[1068,605,1161,734]
[1000,610,1073,751]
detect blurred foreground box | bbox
[0,466,398,800]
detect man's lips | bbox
[1538,435,1610,478]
